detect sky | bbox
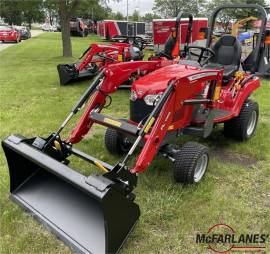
[108,0,270,18]
[108,0,155,16]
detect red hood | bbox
[131,63,203,98]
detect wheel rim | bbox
[246,111,257,136]
[194,154,208,182]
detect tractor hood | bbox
[131,63,202,98]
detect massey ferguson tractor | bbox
[57,37,145,85]
[2,4,269,254]
[57,13,194,86]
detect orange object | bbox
[265,35,270,45]
[197,31,206,40]
[172,40,180,57]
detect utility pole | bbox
[126,0,129,36]
[127,0,129,22]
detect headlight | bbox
[130,90,137,101]
[143,93,163,106]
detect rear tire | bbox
[173,142,209,184]
[104,128,131,155]
[224,99,259,141]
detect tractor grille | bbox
[130,99,154,123]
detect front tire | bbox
[104,128,131,155]
[224,99,259,141]
[173,142,209,184]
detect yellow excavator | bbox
[231,16,258,36]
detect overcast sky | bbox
[108,0,155,16]
[107,0,270,17]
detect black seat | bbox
[163,36,177,59]
[128,46,144,61]
[204,35,242,78]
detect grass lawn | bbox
[0,32,269,254]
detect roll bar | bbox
[206,4,268,48]
[175,12,193,54]
[206,4,268,73]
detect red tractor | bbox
[2,4,268,254]
[57,37,146,85]
[57,13,193,86]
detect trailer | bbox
[97,20,146,40]
[153,17,208,51]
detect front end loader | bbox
[57,38,145,85]
[57,12,194,86]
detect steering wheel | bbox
[125,36,146,51]
[186,46,215,66]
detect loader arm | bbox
[68,61,166,144]
[77,43,126,71]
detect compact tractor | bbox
[57,12,193,86]
[2,4,268,254]
[57,37,145,85]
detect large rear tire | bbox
[104,128,131,155]
[173,142,209,184]
[224,99,259,141]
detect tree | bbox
[21,0,44,29]
[0,0,23,25]
[43,0,59,25]
[113,11,125,20]
[74,0,112,20]
[142,12,161,22]
[131,10,140,21]
[0,0,44,28]
[59,0,80,57]
[153,0,205,18]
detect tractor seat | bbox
[203,35,242,78]
[128,46,144,61]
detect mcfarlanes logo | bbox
[196,224,269,253]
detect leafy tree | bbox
[153,0,205,18]
[43,0,59,25]
[0,0,23,25]
[74,0,112,20]
[131,10,140,21]
[113,11,125,20]
[0,0,44,28]
[21,0,44,29]
[142,12,161,21]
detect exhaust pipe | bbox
[2,134,140,254]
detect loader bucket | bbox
[57,64,98,85]
[2,135,140,254]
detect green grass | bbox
[0,32,269,254]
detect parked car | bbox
[0,25,21,43]
[13,26,31,39]
[42,23,57,32]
